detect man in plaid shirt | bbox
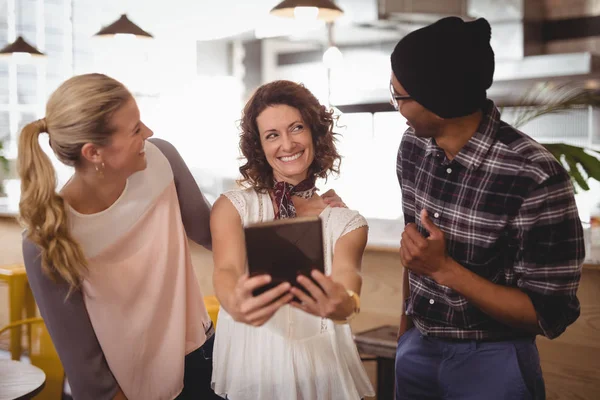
[391,17,585,400]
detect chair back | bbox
[204,295,220,328]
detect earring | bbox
[95,162,105,179]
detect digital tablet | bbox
[244,216,325,296]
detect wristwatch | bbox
[333,289,360,325]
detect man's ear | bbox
[81,143,103,164]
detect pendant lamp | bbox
[94,14,153,38]
[0,36,45,57]
[270,0,343,22]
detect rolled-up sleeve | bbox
[514,171,585,339]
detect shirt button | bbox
[446,168,452,174]
[434,212,440,218]
[429,299,435,305]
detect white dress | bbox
[211,188,375,400]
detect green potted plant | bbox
[509,82,600,192]
[0,135,10,197]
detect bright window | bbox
[319,110,405,220]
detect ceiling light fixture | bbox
[0,36,45,58]
[270,0,343,22]
[94,14,153,39]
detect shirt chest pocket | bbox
[446,205,512,278]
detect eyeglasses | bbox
[390,82,412,110]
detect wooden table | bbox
[0,360,46,400]
[354,325,398,400]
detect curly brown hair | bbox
[239,80,341,191]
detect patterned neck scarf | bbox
[273,177,317,219]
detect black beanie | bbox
[390,17,495,119]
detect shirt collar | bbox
[454,100,500,170]
[424,99,501,170]
[424,136,441,158]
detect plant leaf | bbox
[541,143,600,191]
[0,157,8,173]
[565,156,590,191]
[562,145,600,180]
[515,83,600,191]
[512,83,600,128]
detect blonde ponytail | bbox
[17,73,131,293]
[18,119,88,291]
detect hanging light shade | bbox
[0,36,45,57]
[94,14,153,38]
[270,0,343,22]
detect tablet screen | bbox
[244,216,325,296]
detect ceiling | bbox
[89,0,402,44]
[92,0,600,102]
[92,0,292,41]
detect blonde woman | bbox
[18,74,221,400]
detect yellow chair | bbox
[0,317,65,400]
[203,295,220,328]
[0,263,37,359]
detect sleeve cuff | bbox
[522,289,580,339]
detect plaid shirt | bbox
[397,100,585,340]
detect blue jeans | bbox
[395,327,545,400]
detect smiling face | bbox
[256,104,315,185]
[98,96,154,179]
